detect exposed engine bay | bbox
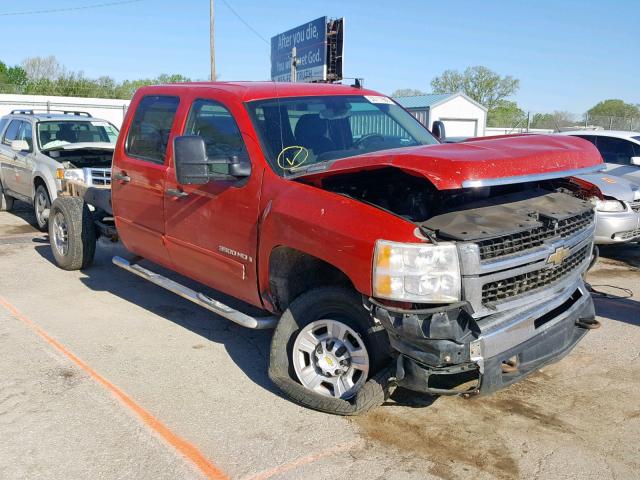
[46,149,113,169]
[311,167,594,241]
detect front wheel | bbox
[269,287,394,415]
[49,197,96,271]
[34,184,51,231]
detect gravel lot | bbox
[1,201,638,480]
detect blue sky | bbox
[0,0,638,113]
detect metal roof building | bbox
[393,92,487,138]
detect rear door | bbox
[0,120,22,195]
[112,95,180,267]
[163,94,264,306]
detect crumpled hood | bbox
[574,173,640,202]
[299,134,604,190]
[42,142,115,152]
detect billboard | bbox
[271,17,329,82]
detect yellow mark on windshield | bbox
[277,146,309,170]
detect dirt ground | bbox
[0,201,638,480]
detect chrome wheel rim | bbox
[35,191,49,225]
[293,319,370,399]
[52,212,69,256]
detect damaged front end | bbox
[362,185,599,396]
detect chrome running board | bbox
[112,256,278,329]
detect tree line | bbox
[2,57,638,130]
[391,65,640,131]
[0,56,192,99]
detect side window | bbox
[126,95,180,164]
[2,120,21,146]
[575,135,597,146]
[0,119,8,137]
[596,136,635,165]
[184,99,247,175]
[17,122,33,151]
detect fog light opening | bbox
[501,356,519,374]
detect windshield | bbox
[246,95,438,175]
[37,120,119,150]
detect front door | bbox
[112,94,180,267]
[597,136,640,182]
[13,121,36,199]
[163,96,264,306]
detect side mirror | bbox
[174,135,251,185]
[174,136,210,185]
[11,140,30,152]
[631,156,640,166]
[431,120,446,141]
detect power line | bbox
[219,0,269,45]
[0,0,143,17]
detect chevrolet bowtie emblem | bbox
[547,247,570,266]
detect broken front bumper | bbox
[370,275,596,396]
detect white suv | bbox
[0,110,118,230]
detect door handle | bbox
[113,171,131,183]
[166,188,189,199]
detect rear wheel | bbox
[49,197,96,270]
[0,180,14,211]
[269,287,394,415]
[34,184,51,231]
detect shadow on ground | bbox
[598,242,640,269]
[34,241,282,397]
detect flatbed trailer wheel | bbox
[49,197,96,271]
[269,287,394,415]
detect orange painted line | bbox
[242,440,361,480]
[0,295,228,480]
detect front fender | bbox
[257,178,418,303]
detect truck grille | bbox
[478,210,594,261]
[630,200,640,213]
[481,245,590,306]
[87,168,111,186]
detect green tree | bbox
[486,100,526,128]
[530,111,576,130]
[390,88,427,97]
[586,99,640,130]
[431,66,519,110]
[0,61,28,92]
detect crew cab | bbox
[0,110,118,230]
[47,82,603,415]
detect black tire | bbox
[49,197,96,271]
[0,180,14,212]
[269,286,394,415]
[34,184,51,231]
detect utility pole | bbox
[210,0,216,81]
[290,47,297,82]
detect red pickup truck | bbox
[48,82,603,415]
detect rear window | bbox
[125,95,180,164]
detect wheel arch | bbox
[267,246,355,313]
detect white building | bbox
[0,94,130,127]
[393,93,487,138]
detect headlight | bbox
[590,198,626,212]
[373,240,461,303]
[63,169,85,182]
